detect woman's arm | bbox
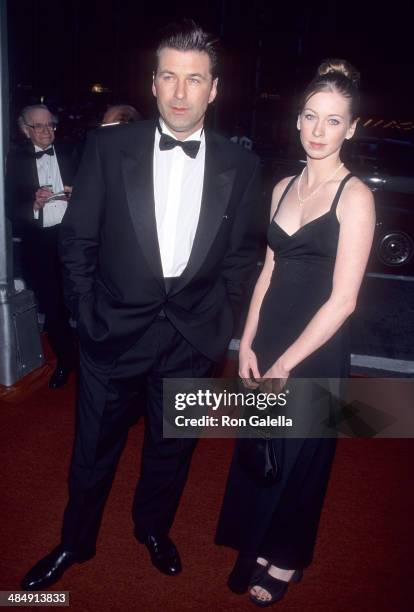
[265,178,376,379]
[239,177,292,385]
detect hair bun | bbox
[317,59,360,87]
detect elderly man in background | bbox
[5,104,78,388]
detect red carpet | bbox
[0,341,413,611]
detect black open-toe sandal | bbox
[249,569,302,607]
[249,561,269,587]
[227,556,268,595]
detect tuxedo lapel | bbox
[121,124,164,287]
[171,131,236,294]
[26,146,40,190]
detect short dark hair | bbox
[155,19,219,79]
[102,104,141,125]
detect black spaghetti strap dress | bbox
[216,174,354,570]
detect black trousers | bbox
[21,225,75,367]
[61,317,215,555]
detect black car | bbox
[344,136,414,275]
[368,190,414,274]
[344,136,414,196]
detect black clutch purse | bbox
[237,436,283,486]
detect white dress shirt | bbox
[34,144,66,227]
[153,119,206,277]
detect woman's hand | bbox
[260,359,290,392]
[239,345,261,389]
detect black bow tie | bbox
[34,147,54,159]
[159,133,200,158]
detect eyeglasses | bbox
[24,122,57,133]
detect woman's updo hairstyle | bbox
[300,59,360,120]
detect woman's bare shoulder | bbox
[270,175,296,213]
[272,175,296,198]
[342,175,374,204]
[339,174,375,221]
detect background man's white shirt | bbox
[34,145,66,227]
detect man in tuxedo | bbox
[6,105,77,388]
[22,20,260,589]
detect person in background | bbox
[101,104,141,125]
[5,104,78,389]
[230,123,253,151]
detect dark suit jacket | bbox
[59,120,261,362]
[5,142,78,233]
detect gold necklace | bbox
[297,162,344,205]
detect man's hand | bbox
[34,186,53,211]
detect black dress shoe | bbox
[142,534,182,576]
[49,366,72,389]
[21,545,94,591]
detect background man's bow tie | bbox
[34,147,54,159]
[159,133,200,158]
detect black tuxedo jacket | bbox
[5,142,79,233]
[59,120,261,362]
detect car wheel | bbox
[376,230,414,267]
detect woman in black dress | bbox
[216,60,376,606]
